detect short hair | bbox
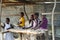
[6,18,10,21]
[34,12,39,17]
[31,14,34,17]
[42,15,46,16]
[20,12,24,16]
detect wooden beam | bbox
[2,0,47,2]
[1,14,20,17]
[2,29,42,34]
[2,1,36,6]
[2,1,35,4]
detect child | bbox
[39,15,48,32]
[32,13,40,29]
[18,12,25,28]
[4,18,14,40]
[24,14,34,29]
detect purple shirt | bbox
[40,17,48,29]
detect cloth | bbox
[19,17,25,27]
[33,20,37,28]
[4,23,14,40]
[40,17,48,29]
[32,18,40,28]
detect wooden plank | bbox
[2,0,44,2]
[2,0,36,6]
[2,1,35,4]
[0,13,20,17]
[2,29,42,34]
[2,3,35,6]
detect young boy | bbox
[36,15,48,40]
[39,15,48,32]
[32,13,40,29]
[18,12,25,28]
[18,12,25,40]
[24,14,34,29]
[3,18,14,40]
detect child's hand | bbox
[31,27,34,29]
[6,30,9,32]
[6,29,10,32]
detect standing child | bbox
[4,18,14,40]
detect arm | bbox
[18,18,22,25]
[19,22,22,24]
[18,22,22,24]
[10,24,14,28]
[1,23,5,28]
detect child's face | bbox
[20,13,24,17]
[42,15,46,18]
[41,16,43,18]
[34,15,38,19]
[20,14,23,17]
[30,16,34,20]
[6,19,10,24]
